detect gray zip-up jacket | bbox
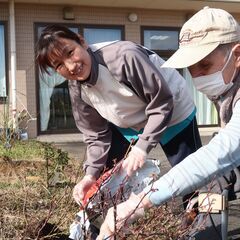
[68,41,195,177]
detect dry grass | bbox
[0,164,80,240]
[0,140,199,240]
[0,141,82,240]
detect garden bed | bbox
[0,140,192,240]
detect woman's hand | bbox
[73,175,96,205]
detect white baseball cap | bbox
[162,6,240,69]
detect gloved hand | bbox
[96,192,146,240]
[122,146,147,176]
[73,175,96,205]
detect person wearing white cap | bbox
[97,6,240,240]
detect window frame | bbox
[34,22,125,134]
[0,21,8,103]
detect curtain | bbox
[183,68,218,125]
[39,69,66,131]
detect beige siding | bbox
[0,3,240,137]
[0,3,8,20]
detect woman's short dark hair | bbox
[36,24,81,74]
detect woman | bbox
[36,25,201,207]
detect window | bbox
[35,23,124,134]
[83,26,123,44]
[142,26,218,126]
[0,22,7,101]
[142,27,179,60]
[36,25,80,133]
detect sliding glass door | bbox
[36,24,124,134]
[142,26,218,126]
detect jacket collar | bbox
[80,48,99,87]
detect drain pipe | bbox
[9,0,18,131]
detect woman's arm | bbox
[68,80,112,178]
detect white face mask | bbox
[192,51,235,97]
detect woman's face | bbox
[188,44,239,84]
[48,37,92,81]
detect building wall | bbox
[0,3,240,138]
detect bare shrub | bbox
[0,141,218,240]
